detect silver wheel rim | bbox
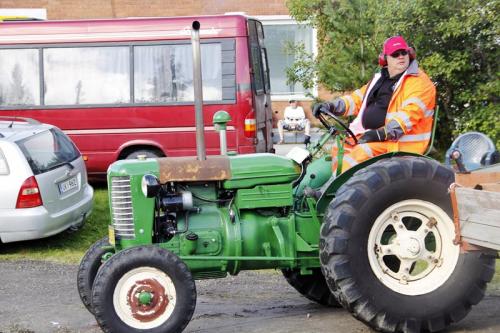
[367,199,460,295]
[113,266,176,329]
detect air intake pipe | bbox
[191,20,206,160]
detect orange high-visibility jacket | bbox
[340,60,436,153]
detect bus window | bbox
[248,21,265,94]
[134,43,222,103]
[0,49,40,106]
[256,21,271,93]
[44,46,130,105]
[247,19,274,153]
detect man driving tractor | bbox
[313,36,436,173]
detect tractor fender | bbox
[316,151,427,214]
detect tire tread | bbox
[320,157,495,333]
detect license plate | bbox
[108,225,115,246]
[58,176,78,194]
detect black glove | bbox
[358,128,386,144]
[312,98,346,118]
[312,102,331,118]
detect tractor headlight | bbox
[141,174,161,198]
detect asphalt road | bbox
[1,144,499,333]
[0,260,499,333]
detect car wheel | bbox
[320,157,495,332]
[125,149,162,160]
[92,246,196,333]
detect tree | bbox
[287,0,381,91]
[286,0,499,149]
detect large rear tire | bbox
[77,237,111,314]
[282,268,341,307]
[320,157,495,332]
[92,246,196,333]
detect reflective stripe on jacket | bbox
[340,60,436,154]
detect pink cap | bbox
[383,36,409,55]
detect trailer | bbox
[450,163,500,252]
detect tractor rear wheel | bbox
[91,246,196,333]
[320,157,495,332]
[282,268,341,307]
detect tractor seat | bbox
[445,131,499,172]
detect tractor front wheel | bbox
[77,237,111,314]
[91,246,196,333]
[320,157,495,332]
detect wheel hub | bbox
[397,236,421,259]
[367,200,460,296]
[126,278,169,322]
[138,290,154,305]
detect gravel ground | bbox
[0,260,499,333]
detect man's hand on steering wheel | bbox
[312,98,346,118]
[358,128,387,144]
[312,100,357,145]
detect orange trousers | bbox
[332,140,428,174]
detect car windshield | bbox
[16,128,80,175]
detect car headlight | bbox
[141,174,161,198]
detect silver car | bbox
[0,117,93,243]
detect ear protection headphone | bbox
[378,36,416,67]
[378,47,416,66]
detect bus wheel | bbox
[320,157,495,332]
[282,268,341,307]
[77,237,111,314]
[92,246,196,333]
[125,149,163,160]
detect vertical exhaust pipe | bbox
[191,20,206,160]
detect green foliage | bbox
[286,0,499,149]
[0,187,109,264]
[287,0,381,90]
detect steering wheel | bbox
[316,106,358,145]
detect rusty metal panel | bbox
[455,171,500,189]
[158,156,231,183]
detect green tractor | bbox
[77,22,495,333]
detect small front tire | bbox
[91,246,196,333]
[77,237,111,314]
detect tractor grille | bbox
[110,176,135,240]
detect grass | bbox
[0,186,109,264]
[490,261,500,294]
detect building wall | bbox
[0,0,289,19]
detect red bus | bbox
[0,15,273,178]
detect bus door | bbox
[248,19,273,153]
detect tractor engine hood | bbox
[158,156,231,182]
[108,153,301,190]
[155,153,300,189]
[157,153,301,189]
[223,153,301,189]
